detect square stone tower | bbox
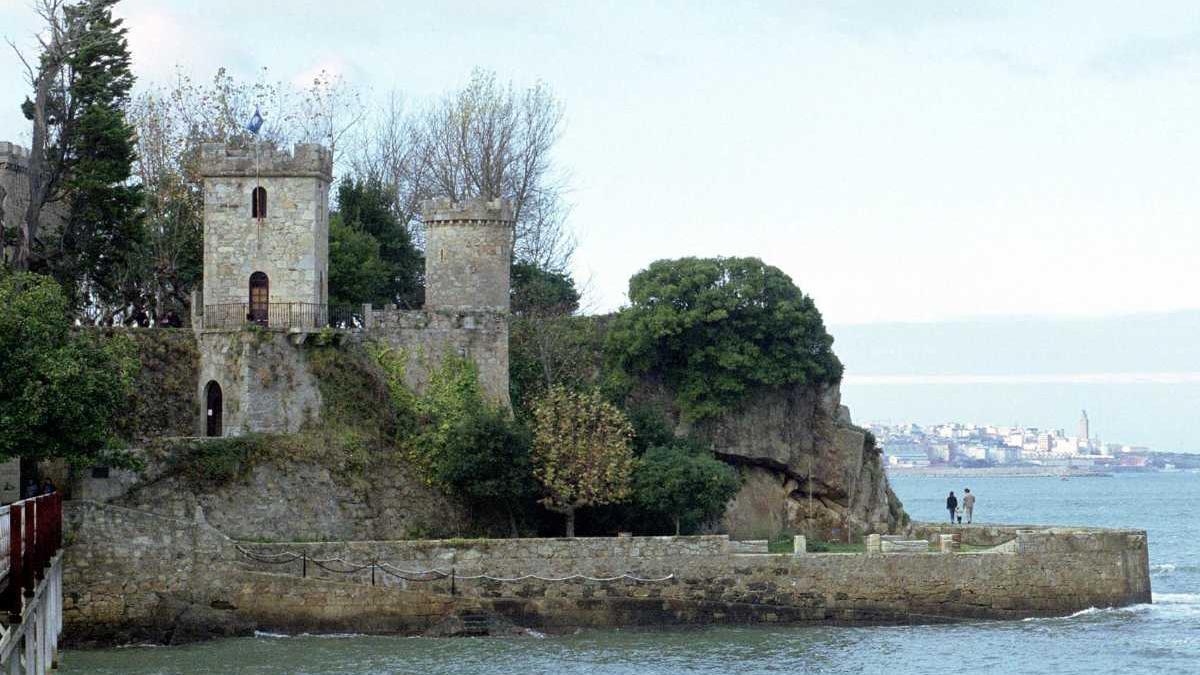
[199,143,333,316]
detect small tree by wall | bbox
[633,442,741,535]
[532,386,634,537]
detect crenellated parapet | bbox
[0,141,29,173]
[200,143,332,180]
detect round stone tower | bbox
[421,198,514,312]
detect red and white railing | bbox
[0,493,65,672]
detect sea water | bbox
[61,472,1200,674]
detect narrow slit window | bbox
[252,186,267,219]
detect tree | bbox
[10,0,80,270]
[432,407,536,536]
[328,218,391,307]
[0,271,136,464]
[607,257,844,420]
[531,386,634,537]
[633,442,740,535]
[353,70,575,271]
[329,176,423,307]
[45,0,144,321]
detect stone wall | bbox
[63,500,1151,646]
[362,308,510,407]
[200,144,331,308]
[0,142,30,261]
[196,330,321,435]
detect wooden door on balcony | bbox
[249,272,269,326]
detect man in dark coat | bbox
[946,491,958,523]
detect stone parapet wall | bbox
[359,308,510,408]
[63,501,1152,646]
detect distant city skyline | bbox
[3,1,1200,323]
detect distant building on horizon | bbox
[1079,410,1090,450]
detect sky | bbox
[3,0,1199,324]
[2,1,1199,446]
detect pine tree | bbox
[46,0,144,320]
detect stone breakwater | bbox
[63,502,1151,646]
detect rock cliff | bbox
[643,381,907,540]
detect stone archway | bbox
[205,380,223,437]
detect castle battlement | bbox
[200,143,332,180]
[0,141,29,171]
[422,197,513,224]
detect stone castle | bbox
[194,142,512,437]
[0,142,31,264]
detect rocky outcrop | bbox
[666,383,907,540]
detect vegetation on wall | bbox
[606,257,843,420]
[108,328,199,441]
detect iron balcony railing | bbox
[200,303,365,331]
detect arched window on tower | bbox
[251,186,267,219]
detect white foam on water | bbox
[254,631,290,639]
[1151,593,1200,605]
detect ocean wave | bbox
[1150,563,1200,575]
[254,631,368,639]
[1152,593,1200,605]
[1021,604,1152,622]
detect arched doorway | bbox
[249,272,269,326]
[205,380,223,437]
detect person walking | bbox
[946,491,958,523]
[963,488,976,524]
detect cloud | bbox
[1088,32,1200,78]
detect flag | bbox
[246,107,264,135]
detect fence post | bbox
[7,504,22,622]
[371,562,376,587]
[302,553,307,579]
[451,567,456,597]
[24,498,37,592]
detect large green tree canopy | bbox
[607,257,843,420]
[0,272,137,464]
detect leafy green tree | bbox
[329,177,423,308]
[633,441,740,535]
[511,262,579,316]
[0,271,137,464]
[39,0,145,321]
[328,217,392,307]
[531,386,634,537]
[433,407,536,536]
[607,257,843,420]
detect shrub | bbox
[633,441,741,535]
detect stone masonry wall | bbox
[196,330,322,435]
[362,308,510,407]
[63,500,1151,645]
[200,144,331,308]
[0,142,30,259]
